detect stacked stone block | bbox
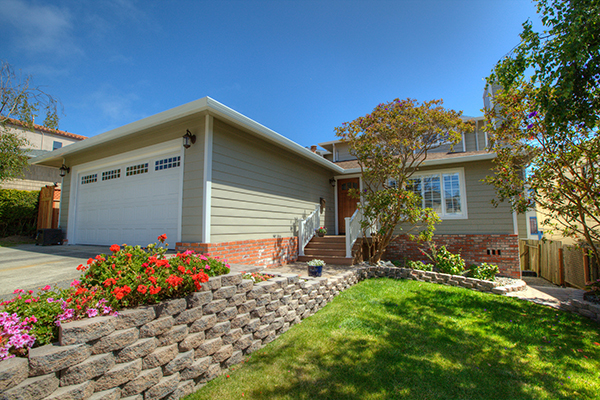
[2,265,597,400]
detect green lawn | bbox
[187,278,600,400]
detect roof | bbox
[334,150,496,172]
[3,117,87,141]
[30,97,345,174]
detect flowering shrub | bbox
[466,263,499,281]
[307,259,326,267]
[0,235,230,358]
[78,235,228,309]
[316,227,327,235]
[241,271,274,283]
[1,285,117,349]
[0,312,35,360]
[585,279,600,293]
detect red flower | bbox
[76,264,87,271]
[148,276,157,285]
[137,285,148,294]
[156,259,170,268]
[149,286,162,295]
[104,278,117,287]
[145,266,155,275]
[158,234,167,242]
[110,244,120,252]
[87,258,94,265]
[177,265,186,274]
[166,274,183,288]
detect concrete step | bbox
[297,255,354,265]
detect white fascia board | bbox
[318,139,343,147]
[31,96,345,174]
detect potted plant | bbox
[307,259,325,277]
[315,227,327,237]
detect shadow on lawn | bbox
[239,279,599,400]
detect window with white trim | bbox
[407,169,467,219]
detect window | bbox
[81,174,97,185]
[529,217,539,234]
[155,156,180,171]
[102,169,121,181]
[126,163,148,176]
[52,141,62,150]
[408,169,467,219]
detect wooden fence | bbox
[519,239,594,288]
[37,185,60,230]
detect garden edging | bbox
[1,265,597,400]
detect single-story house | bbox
[31,97,522,278]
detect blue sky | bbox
[0,0,540,148]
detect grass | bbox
[0,235,35,247]
[186,278,600,400]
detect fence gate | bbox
[37,185,60,230]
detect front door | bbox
[337,178,360,234]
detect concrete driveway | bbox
[0,244,110,300]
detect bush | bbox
[466,263,499,281]
[431,245,465,275]
[406,260,433,271]
[0,235,231,358]
[0,189,39,237]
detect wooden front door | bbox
[337,178,359,234]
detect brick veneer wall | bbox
[176,237,298,268]
[384,234,522,279]
[3,265,599,400]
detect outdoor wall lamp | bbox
[329,178,336,187]
[59,164,70,177]
[183,130,196,149]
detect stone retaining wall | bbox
[1,265,598,400]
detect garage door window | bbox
[126,163,148,176]
[81,174,97,184]
[155,156,180,171]
[102,169,121,181]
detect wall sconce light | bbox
[183,130,196,149]
[329,178,336,187]
[59,164,70,177]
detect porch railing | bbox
[345,205,363,258]
[298,204,321,256]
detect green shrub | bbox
[406,260,434,271]
[432,245,465,275]
[0,189,39,237]
[466,263,499,281]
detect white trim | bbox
[409,167,469,220]
[475,121,480,151]
[512,210,519,235]
[32,97,344,174]
[202,115,214,243]
[66,139,181,245]
[332,143,337,163]
[461,132,466,152]
[177,146,184,244]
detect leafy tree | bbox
[335,98,472,263]
[484,0,600,262]
[0,61,60,182]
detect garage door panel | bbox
[74,153,181,248]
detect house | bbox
[31,98,521,278]
[319,116,522,279]
[1,119,87,191]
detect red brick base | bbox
[384,234,521,279]
[175,237,298,268]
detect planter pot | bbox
[308,265,323,277]
[317,232,325,237]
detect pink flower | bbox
[70,280,81,287]
[86,308,98,318]
[41,285,51,291]
[205,265,210,270]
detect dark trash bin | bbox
[36,229,63,246]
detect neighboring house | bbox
[31,98,521,278]
[1,119,87,191]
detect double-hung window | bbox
[407,168,467,219]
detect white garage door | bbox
[73,152,182,248]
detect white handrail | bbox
[298,204,321,256]
[345,205,363,258]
